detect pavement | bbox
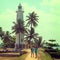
[25,49,41,60]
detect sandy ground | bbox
[0,49,42,60]
[25,49,41,60]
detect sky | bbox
[0,0,60,44]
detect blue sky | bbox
[0,0,60,44]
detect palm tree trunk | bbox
[29,23,32,48]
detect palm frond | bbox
[26,11,39,27]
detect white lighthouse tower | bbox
[15,4,24,50]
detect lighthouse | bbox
[15,4,24,50]
[16,4,24,20]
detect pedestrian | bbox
[35,45,38,58]
[31,45,35,57]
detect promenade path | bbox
[25,49,41,60]
[0,48,42,60]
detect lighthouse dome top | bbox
[18,4,22,9]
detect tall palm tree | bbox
[12,19,27,49]
[26,12,39,46]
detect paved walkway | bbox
[25,49,41,60]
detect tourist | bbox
[35,45,38,58]
[31,45,35,57]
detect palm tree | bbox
[12,19,27,50]
[2,31,11,49]
[9,35,16,48]
[26,12,38,27]
[37,36,42,47]
[26,12,39,46]
[25,28,38,47]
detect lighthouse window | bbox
[18,6,22,9]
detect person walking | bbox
[31,46,35,57]
[35,45,38,58]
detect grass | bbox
[17,53,28,60]
[38,48,53,60]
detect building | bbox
[15,4,24,50]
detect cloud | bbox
[39,0,60,7]
[0,9,16,20]
[0,9,16,31]
[50,0,60,6]
[39,0,60,15]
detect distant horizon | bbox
[0,0,60,44]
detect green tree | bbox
[46,39,59,49]
[2,31,11,49]
[8,35,16,48]
[26,12,39,46]
[26,12,38,27]
[38,36,42,47]
[25,28,39,47]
